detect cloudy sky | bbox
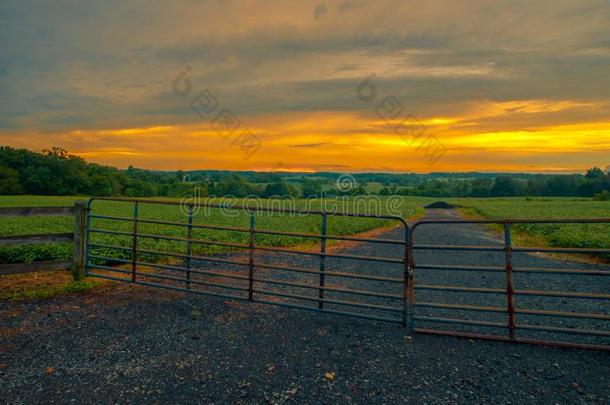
[1,0,610,172]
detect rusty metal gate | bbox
[409,219,610,351]
[84,198,410,325]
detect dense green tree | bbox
[302,178,323,198]
[262,181,296,198]
[211,174,260,197]
[471,178,493,197]
[586,167,605,179]
[0,166,24,194]
[491,177,519,197]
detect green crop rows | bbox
[456,197,610,251]
[0,196,421,264]
[1,195,608,265]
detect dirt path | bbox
[1,208,609,403]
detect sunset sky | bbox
[1,0,610,173]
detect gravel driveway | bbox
[1,208,609,404]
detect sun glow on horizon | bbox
[3,103,608,173]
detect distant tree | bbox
[471,178,493,197]
[302,178,322,198]
[594,190,610,201]
[378,187,390,196]
[263,181,296,198]
[491,177,519,197]
[546,175,580,197]
[0,166,24,194]
[1,145,609,199]
[212,174,260,197]
[586,167,605,179]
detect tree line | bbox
[376,169,610,200]
[0,146,608,199]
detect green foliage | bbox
[301,178,323,198]
[594,190,610,201]
[0,278,98,301]
[491,176,520,197]
[456,197,610,254]
[0,195,421,264]
[262,181,297,198]
[64,280,98,292]
[209,174,262,197]
[1,146,609,199]
[586,167,605,179]
[0,165,24,194]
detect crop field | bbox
[456,197,610,251]
[2,195,609,265]
[0,195,421,265]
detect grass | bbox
[454,197,610,252]
[1,195,608,300]
[0,195,422,265]
[0,271,101,301]
[1,194,608,267]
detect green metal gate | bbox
[84,197,410,325]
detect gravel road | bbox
[1,208,609,404]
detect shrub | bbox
[593,190,610,201]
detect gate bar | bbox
[253,262,403,283]
[504,223,516,340]
[318,213,327,309]
[414,328,610,352]
[88,254,403,300]
[248,211,255,301]
[131,202,139,282]
[88,243,405,283]
[88,265,249,293]
[89,216,404,245]
[186,205,193,289]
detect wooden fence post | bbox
[72,200,88,281]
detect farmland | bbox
[456,197,610,251]
[0,195,422,265]
[1,195,609,265]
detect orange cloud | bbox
[3,105,609,173]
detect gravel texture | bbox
[1,208,609,404]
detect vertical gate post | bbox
[185,205,194,289]
[131,201,139,283]
[405,226,414,331]
[72,200,88,281]
[318,213,328,309]
[248,210,255,301]
[504,223,516,339]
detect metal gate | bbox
[84,198,610,351]
[84,197,410,325]
[409,219,610,351]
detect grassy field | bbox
[1,195,609,265]
[455,197,610,251]
[0,195,422,265]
